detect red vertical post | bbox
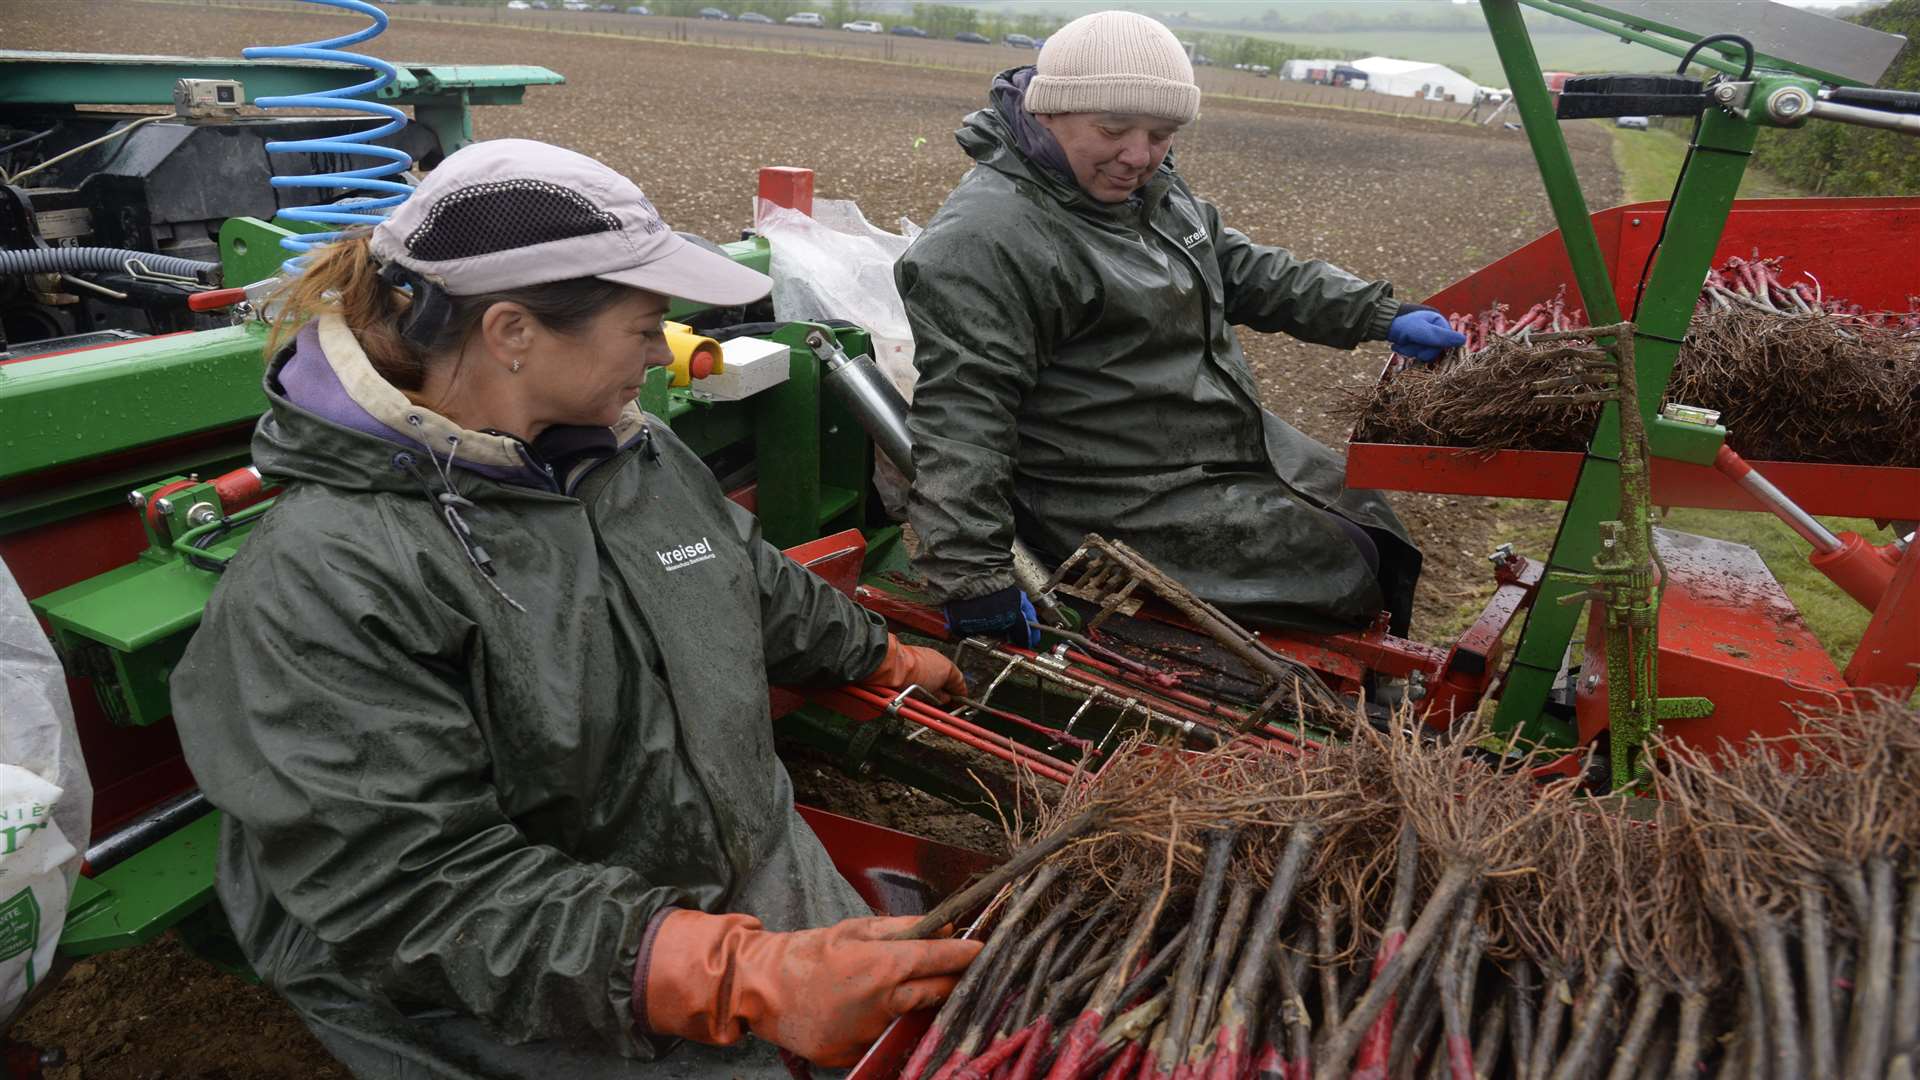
[758,166,815,216]
[1843,535,1920,697]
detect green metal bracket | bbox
[218,216,331,288]
[59,812,220,957]
[1647,414,1726,466]
[0,324,269,492]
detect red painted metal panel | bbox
[1422,197,1920,319]
[795,804,994,918]
[758,166,816,217]
[1844,538,1920,696]
[1575,530,1846,755]
[771,530,867,721]
[1346,444,1920,519]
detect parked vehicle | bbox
[1615,115,1650,129]
[891,25,928,37]
[738,11,773,22]
[842,19,883,33]
[784,11,824,26]
[1003,33,1037,48]
[954,30,989,44]
[595,4,618,10]
[697,7,730,19]
[561,0,590,10]
[624,3,649,11]
[506,0,531,8]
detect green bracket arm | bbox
[1480,0,1761,745]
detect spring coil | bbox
[244,0,413,271]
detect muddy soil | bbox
[8,2,1617,1073]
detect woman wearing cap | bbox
[900,11,1461,648]
[170,138,978,1079]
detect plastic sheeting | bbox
[0,559,90,1028]
[756,197,921,515]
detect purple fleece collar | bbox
[273,319,649,488]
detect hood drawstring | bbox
[394,421,528,613]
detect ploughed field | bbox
[8,2,1619,1074]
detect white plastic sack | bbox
[0,558,90,1028]
[756,197,922,516]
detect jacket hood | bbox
[961,67,1179,209]
[258,315,650,497]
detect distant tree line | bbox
[1749,0,1918,196]
[436,0,1351,61]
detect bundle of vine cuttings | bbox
[1341,255,1920,468]
[899,697,1920,1080]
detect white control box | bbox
[690,336,791,401]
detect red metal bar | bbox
[1844,537,1920,696]
[818,685,1077,786]
[1345,445,1920,520]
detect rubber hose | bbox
[0,246,218,283]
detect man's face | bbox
[1034,112,1181,203]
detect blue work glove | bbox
[944,586,1042,649]
[1386,304,1466,363]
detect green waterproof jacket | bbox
[898,90,1422,634]
[171,315,885,1079]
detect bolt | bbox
[1714,83,1738,104]
[1487,543,1515,566]
[127,490,147,510]
[1767,86,1812,122]
[1584,673,1600,691]
[186,502,218,526]
[153,497,174,516]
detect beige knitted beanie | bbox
[1026,11,1200,125]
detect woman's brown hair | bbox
[265,232,630,392]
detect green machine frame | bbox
[1474,0,1904,745]
[3,51,886,960]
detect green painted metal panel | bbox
[0,324,270,484]
[1647,416,1726,466]
[59,812,219,957]
[36,554,224,653]
[0,50,560,107]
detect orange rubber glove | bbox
[637,910,984,1066]
[866,633,968,702]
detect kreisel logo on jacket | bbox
[656,537,716,572]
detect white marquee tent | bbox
[1350,57,1480,102]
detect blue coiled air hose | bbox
[244,0,414,272]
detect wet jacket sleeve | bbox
[725,499,889,685]
[896,223,1062,603]
[1203,198,1400,349]
[173,524,681,1057]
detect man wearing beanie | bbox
[896,10,1461,642]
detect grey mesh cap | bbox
[369,138,770,306]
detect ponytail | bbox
[265,233,433,391]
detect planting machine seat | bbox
[4,0,1920,1075]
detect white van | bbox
[785,11,825,26]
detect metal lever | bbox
[804,329,1068,626]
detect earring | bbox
[511,358,522,373]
